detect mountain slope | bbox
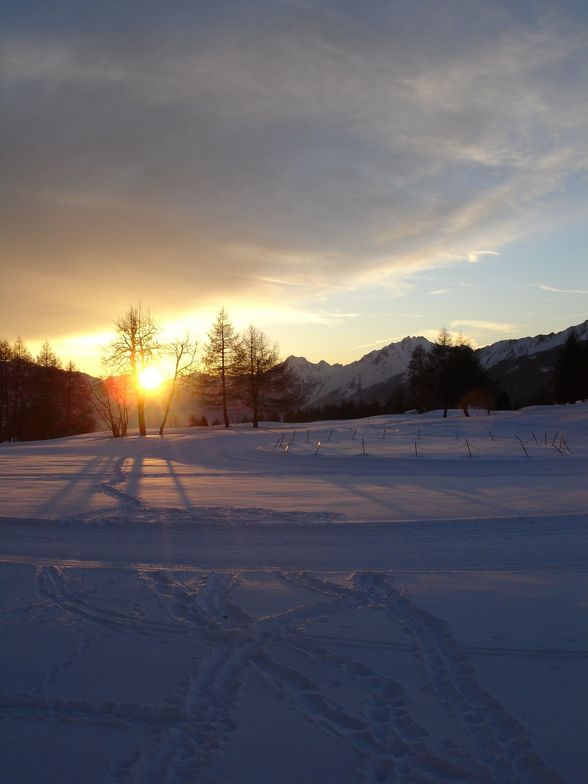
[477,320,588,369]
[284,336,432,406]
[285,320,588,408]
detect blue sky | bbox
[1,0,587,372]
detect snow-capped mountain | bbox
[477,320,588,369]
[285,320,588,407]
[284,336,432,406]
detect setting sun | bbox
[138,366,164,391]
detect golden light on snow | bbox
[138,366,164,392]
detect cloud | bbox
[467,250,500,263]
[536,284,588,295]
[450,320,517,333]
[1,0,587,340]
[429,289,450,296]
[354,337,403,350]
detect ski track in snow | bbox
[1,407,587,782]
[0,563,571,783]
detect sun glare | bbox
[138,366,164,391]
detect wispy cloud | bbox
[450,320,517,333]
[467,250,500,263]
[429,289,450,296]
[354,337,400,350]
[536,284,588,295]
[1,0,587,342]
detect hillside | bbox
[283,320,588,408]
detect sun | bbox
[138,366,164,391]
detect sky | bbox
[1,0,587,374]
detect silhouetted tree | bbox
[429,328,453,417]
[581,339,588,401]
[407,333,493,417]
[30,340,62,439]
[407,344,430,413]
[159,333,198,436]
[10,338,33,441]
[200,308,242,428]
[450,339,493,416]
[0,338,95,440]
[237,326,302,428]
[105,306,159,436]
[91,376,130,437]
[0,340,12,442]
[554,331,582,404]
[61,363,95,436]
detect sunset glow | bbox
[2,0,587,372]
[138,366,164,392]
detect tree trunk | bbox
[137,395,147,436]
[159,380,177,436]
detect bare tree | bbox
[200,308,241,428]
[239,326,280,428]
[91,376,130,438]
[159,333,198,436]
[104,306,159,436]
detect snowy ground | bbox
[1,406,587,783]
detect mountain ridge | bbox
[283,319,588,407]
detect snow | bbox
[284,336,430,404]
[284,320,588,404]
[477,319,588,369]
[1,405,587,783]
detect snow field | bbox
[0,405,587,782]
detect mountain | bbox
[477,320,588,369]
[284,336,432,407]
[284,320,588,409]
[479,320,588,407]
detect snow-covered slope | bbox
[284,336,431,405]
[478,319,588,369]
[284,320,588,407]
[1,407,587,782]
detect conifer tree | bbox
[554,331,581,404]
[429,328,453,418]
[407,343,430,413]
[238,326,300,427]
[200,308,242,428]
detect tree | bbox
[159,333,198,436]
[91,376,130,438]
[10,338,33,441]
[200,308,241,428]
[0,340,12,442]
[105,306,159,436]
[406,332,493,417]
[581,339,588,401]
[429,328,453,418]
[31,340,62,439]
[239,326,297,428]
[449,338,493,416]
[61,362,95,436]
[407,343,430,414]
[554,331,582,404]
